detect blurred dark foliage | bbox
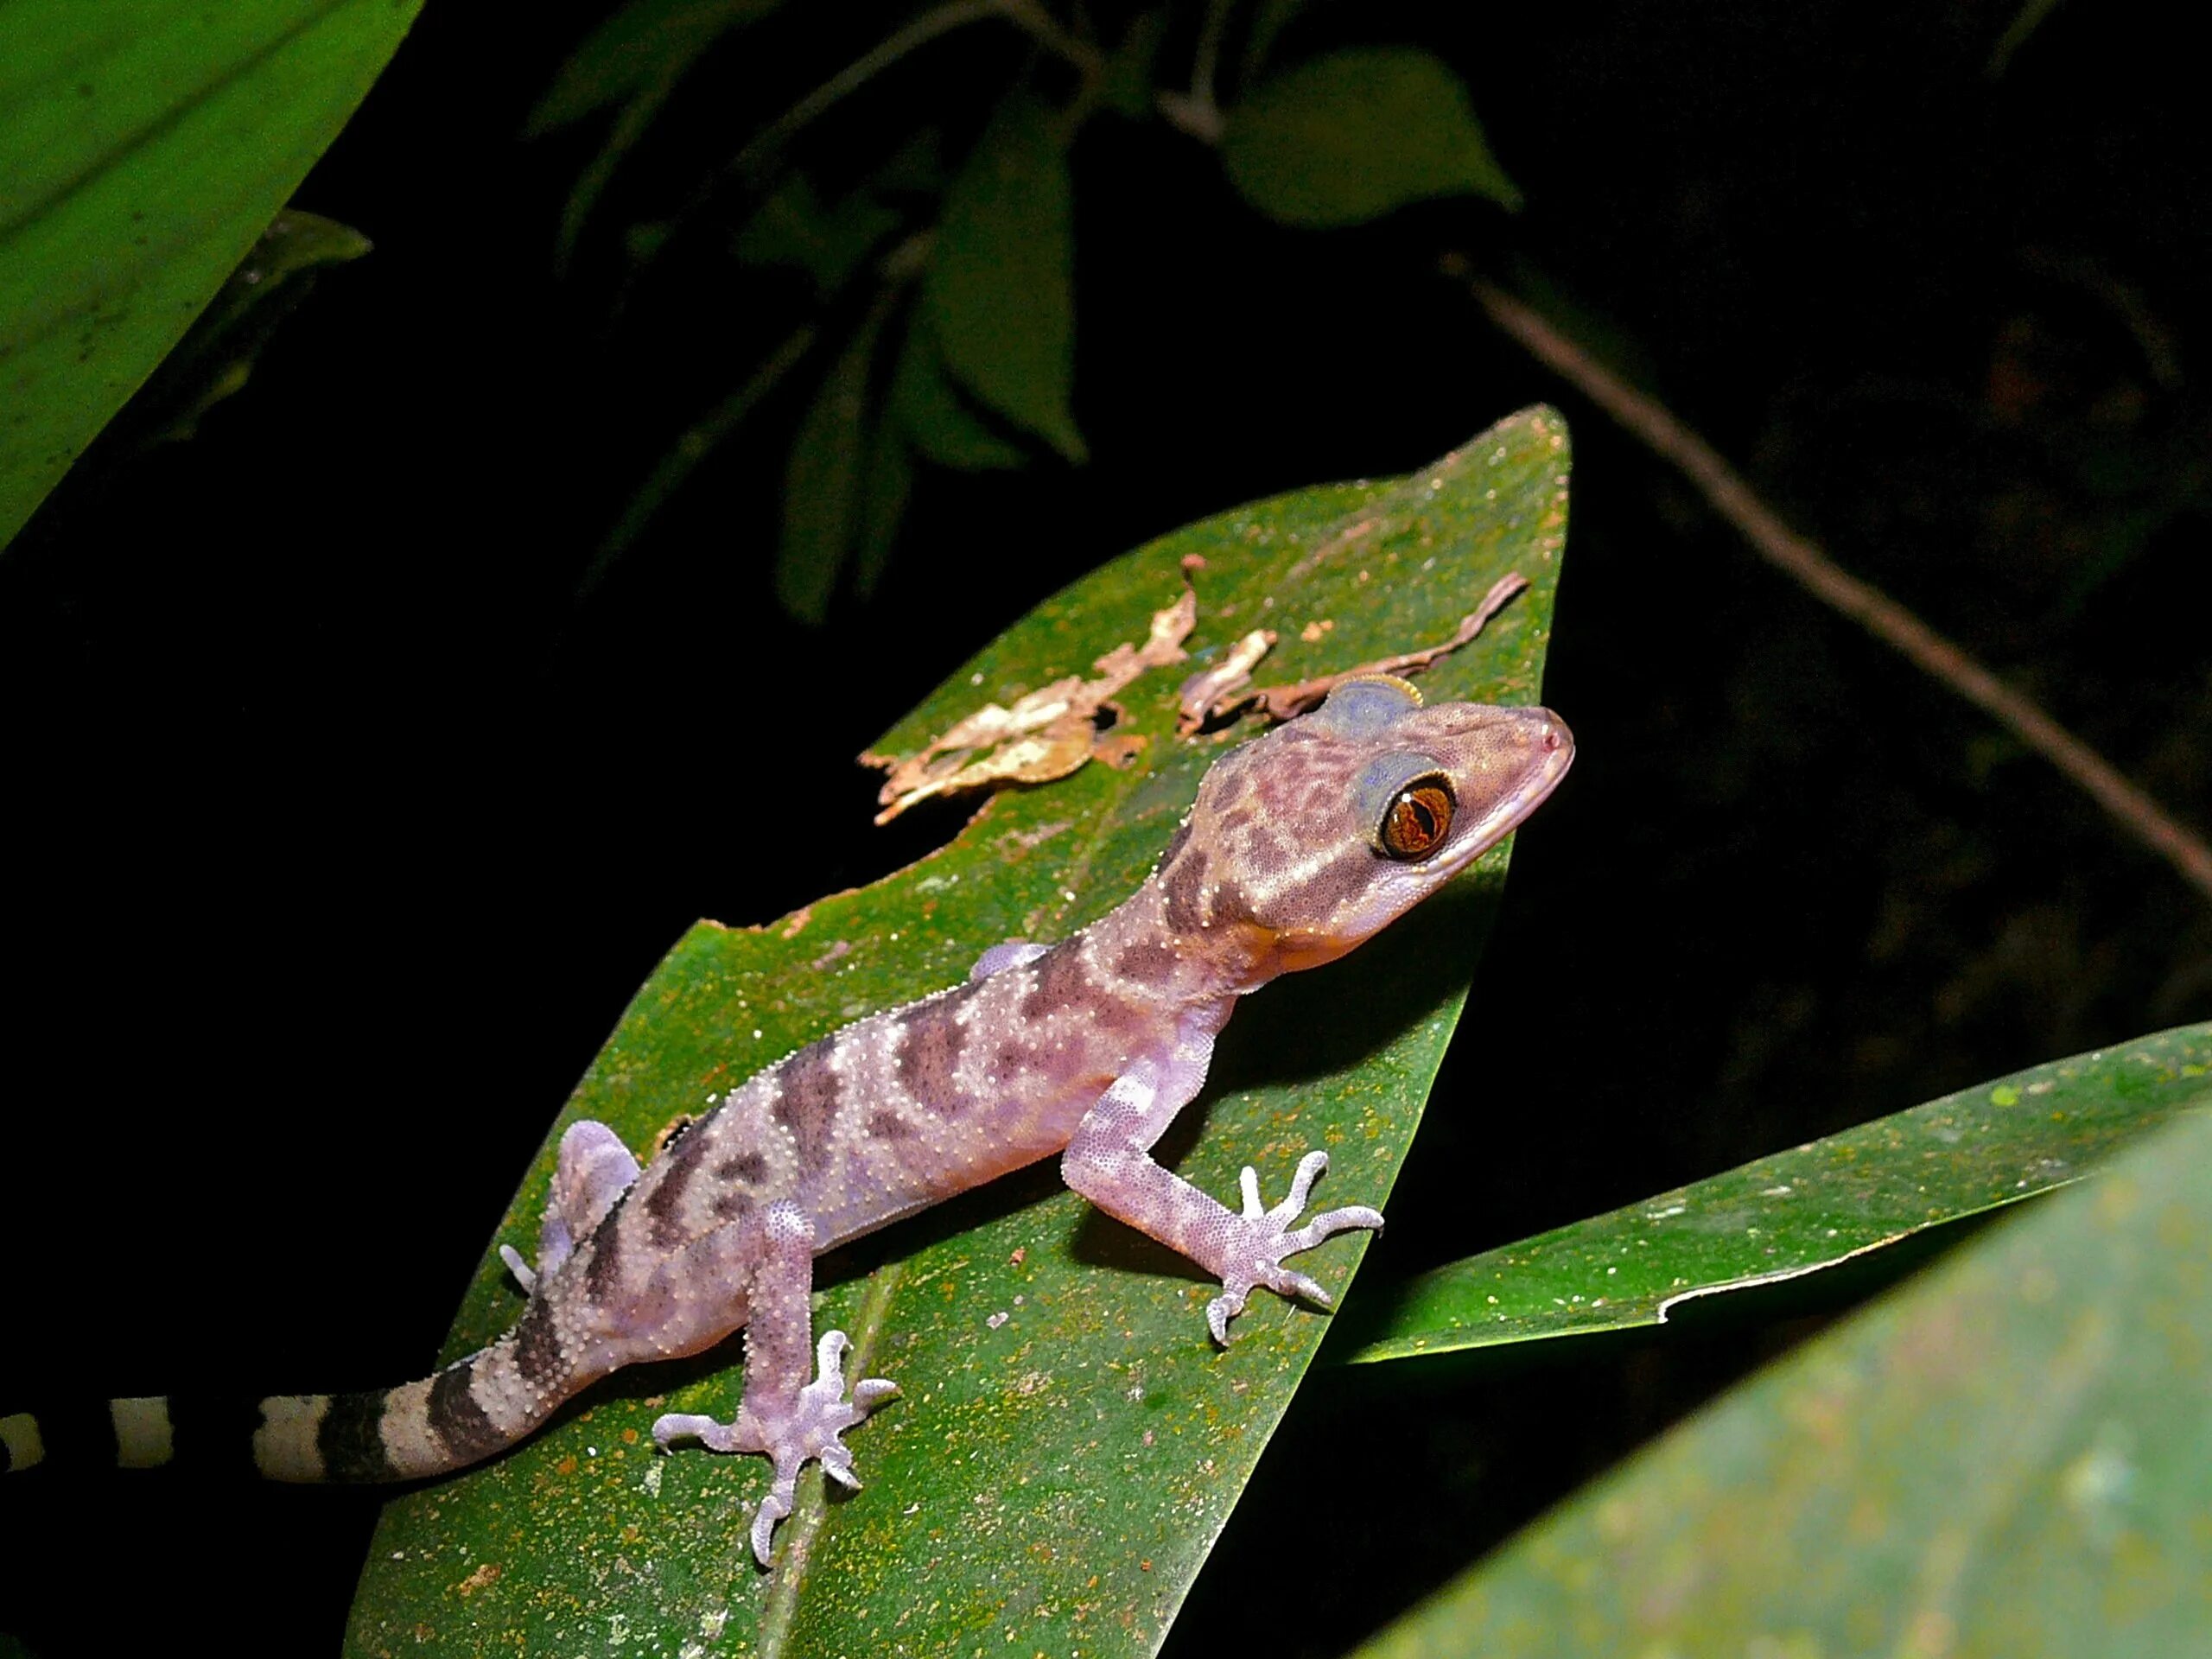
[3,0,2207,1652]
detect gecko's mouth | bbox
[1422,712,1575,882]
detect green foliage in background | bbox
[0,0,421,551]
[531,0,1524,618]
[1355,1052,2212,1657]
[1338,1024,2212,1363]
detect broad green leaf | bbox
[1222,47,1522,228]
[526,0,780,134]
[1354,1068,2212,1659]
[346,407,1573,1656]
[922,90,1086,463]
[775,307,887,622]
[888,311,1028,471]
[0,0,423,552]
[1338,1023,2212,1363]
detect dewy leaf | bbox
[345,407,1573,1657]
[1222,46,1523,229]
[1338,1023,2212,1364]
[1353,1080,2212,1659]
[923,89,1086,463]
[0,0,423,553]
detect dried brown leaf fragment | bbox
[1179,572,1528,732]
[861,586,1197,823]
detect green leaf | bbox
[1099,9,1169,122]
[0,0,423,553]
[775,307,889,622]
[1338,1023,2212,1363]
[888,310,1029,470]
[526,0,781,134]
[124,209,372,448]
[1222,47,1522,229]
[1351,1064,2212,1658]
[734,174,904,300]
[852,416,913,600]
[923,90,1086,463]
[345,406,1573,1656]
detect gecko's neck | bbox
[1074,870,1280,1013]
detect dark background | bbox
[3,1,2208,1652]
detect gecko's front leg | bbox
[649,1199,898,1565]
[1061,1023,1384,1342]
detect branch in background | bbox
[727,0,1014,186]
[575,324,819,601]
[1452,262,2212,907]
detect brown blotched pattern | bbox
[112,678,1569,1576]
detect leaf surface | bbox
[1338,1023,2212,1363]
[1353,1054,2212,1658]
[1223,47,1522,228]
[345,408,1573,1657]
[923,91,1084,463]
[0,0,423,551]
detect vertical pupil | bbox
[1377,778,1452,858]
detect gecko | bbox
[0,673,1572,1566]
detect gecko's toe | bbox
[851,1377,900,1412]
[750,1490,793,1567]
[1202,1151,1382,1340]
[818,1443,861,1490]
[652,1411,743,1452]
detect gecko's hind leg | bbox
[650,1199,897,1566]
[504,1120,641,1292]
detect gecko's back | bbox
[4,674,1572,1567]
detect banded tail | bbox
[5,1121,639,1484]
[3,1314,588,1483]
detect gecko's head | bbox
[1154,676,1573,974]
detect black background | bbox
[3,2,2209,1652]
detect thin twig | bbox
[1458,265,2212,906]
[575,325,819,601]
[726,0,1013,186]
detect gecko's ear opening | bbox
[1313,674,1423,734]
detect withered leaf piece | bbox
[1173,629,1278,735]
[1181,572,1528,732]
[861,587,1196,823]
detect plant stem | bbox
[1456,264,2212,906]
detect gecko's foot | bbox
[651,1330,899,1567]
[1205,1151,1384,1344]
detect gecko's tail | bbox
[3,1302,588,1483]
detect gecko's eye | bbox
[1377,775,1455,861]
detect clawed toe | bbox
[653,1328,899,1567]
[1206,1152,1382,1344]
